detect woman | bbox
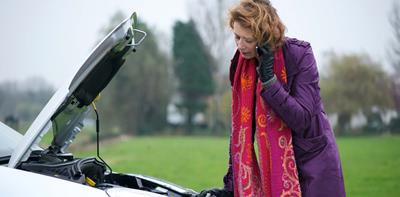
[197,0,346,196]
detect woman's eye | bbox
[245,39,255,43]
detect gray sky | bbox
[0,0,395,88]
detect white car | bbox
[0,12,197,197]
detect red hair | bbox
[228,0,286,51]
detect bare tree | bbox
[389,1,400,73]
[188,0,235,74]
[187,0,236,133]
[388,2,400,113]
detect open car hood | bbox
[8,12,146,168]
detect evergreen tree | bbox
[172,20,216,133]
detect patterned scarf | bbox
[231,48,301,197]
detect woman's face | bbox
[233,21,257,59]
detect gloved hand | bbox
[256,44,276,86]
[196,188,233,197]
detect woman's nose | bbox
[237,39,245,50]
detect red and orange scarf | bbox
[231,48,301,197]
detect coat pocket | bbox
[292,134,345,196]
[292,134,328,164]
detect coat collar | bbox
[282,39,300,78]
[229,38,300,90]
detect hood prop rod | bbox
[92,102,113,180]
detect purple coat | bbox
[224,38,346,196]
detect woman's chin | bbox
[241,53,256,59]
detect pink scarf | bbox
[231,48,301,197]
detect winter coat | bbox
[224,37,346,197]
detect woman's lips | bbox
[241,51,249,56]
[242,52,254,58]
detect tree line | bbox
[2,1,400,136]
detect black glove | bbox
[196,188,233,197]
[257,44,276,86]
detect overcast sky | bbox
[0,0,395,88]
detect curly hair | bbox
[228,0,286,51]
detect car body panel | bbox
[106,188,165,197]
[0,165,109,197]
[0,166,167,197]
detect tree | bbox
[188,0,235,73]
[388,2,400,132]
[320,53,394,135]
[388,1,400,73]
[97,12,172,136]
[188,0,236,132]
[0,78,54,132]
[172,20,216,133]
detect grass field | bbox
[75,135,400,196]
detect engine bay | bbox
[17,151,196,197]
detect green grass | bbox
[75,135,400,196]
[338,136,400,196]
[75,137,230,191]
